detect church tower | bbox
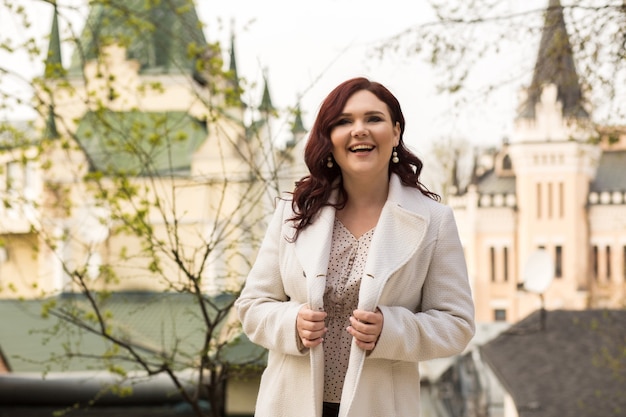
[448,0,626,322]
[508,0,599,312]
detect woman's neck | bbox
[336,175,389,238]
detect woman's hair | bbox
[288,77,439,238]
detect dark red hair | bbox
[288,77,438,238]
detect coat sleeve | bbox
[370,205,475,362]
[235,198,307,356]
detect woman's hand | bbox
[347,308,384,351]
[297,306,327,348]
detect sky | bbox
[0,0,549,153]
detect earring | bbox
[326,155,334,168]
[392,148,399,163]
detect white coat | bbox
[235,174,475,417]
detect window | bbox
[592,245,598,279]
[547,182,553,218]
[606,246,611,281]
[494,309,507,322]
[503,246,509,282]
[555,246,563,278]
[623,246,626,281]
[502,154,512,170]
[24,162,36,199]
[558,182,564,218]
[490,247,496,282]
[536,183,542,219]
[6,161,21,193]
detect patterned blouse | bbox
[323,218,374,403]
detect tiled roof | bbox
[480,309,626,417]
[68,0,207,75]
[0,292,265,373]
[476,169,516,195]
[75,111,207,176]
[590,150,626,192]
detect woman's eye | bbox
[335,119,351,126]
[368,116,383,122]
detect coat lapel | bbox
[293,200,337,417]
[358,175,429,311]
[293,203,335,310]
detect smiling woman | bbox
[328,89,400,196]
[235,77,475,417]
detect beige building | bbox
[0,1,310,415]
[450,0,626,323]
[0,1,306,301]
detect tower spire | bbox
[44,4,64,78]
[259,69,275,115]
[286,101,306,148]
[227,27,244,108]
[517,0,587,119]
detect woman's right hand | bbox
[296,306,327,348]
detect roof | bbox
[68,0,208,76]
[0,292,265,374]
[590,150,626,192]
[480,309,626,417]
[0,346,9,373]
[471,148,624,197]
[74,110,207,176]
[475,168,516,195]
[419,321,510,382]
[517,0,588,119]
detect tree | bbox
[373,0,626,200]
[0,1,303,416]
[374,0,625,197]
[421,136,473,200]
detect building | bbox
[0,0,306,299]
[0,1,305,415]
[480,309,626,417]
[450,0,626,323]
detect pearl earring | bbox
[326,155,334,168]
[392,148,399,163]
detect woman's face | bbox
[329,90,400,182]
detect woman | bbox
[235,77,475,417]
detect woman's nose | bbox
[351,122,367,137]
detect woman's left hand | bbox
[347,308,384,351]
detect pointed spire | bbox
[44,4,64,78]
[259,70,275,115]
[45,104,59,139]
[226,27,245,108]
[291,103,306,136]
[229,29,240,90]
[286,102,306,148]
[518,0,588,119]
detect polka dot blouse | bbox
[323,218,375,403]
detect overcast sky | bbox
[1,0,550,152]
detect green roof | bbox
[69,0,208,75]
[0,292,265,373]
[590,150,626,192]
[74,110,207,176]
